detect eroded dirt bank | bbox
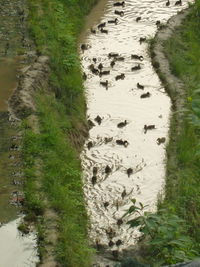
[0,0,49,265]
[80,0,194,264]
[152,9,190,131]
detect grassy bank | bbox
[137,1,200,265]
[163,0,200,248]
[23,0,98,266]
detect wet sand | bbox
[80,0,193,254]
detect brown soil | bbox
[151,9,190,132]
[8,56,50,120]
[151,8,191,171]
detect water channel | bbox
[80,0,192,256]
[0,0,39,263]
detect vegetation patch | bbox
[127,1,200,265]
[162,0,200,250]
[22,0,99,265]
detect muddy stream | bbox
[80,0,192,259]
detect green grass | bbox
[22,0,98,265]
[145,0,200,263]
[163,1,200,242]
[22,0,200,265]
[23,93,92,266]
[128,2,200,265]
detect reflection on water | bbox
[0,58,18,111]
[0,218,39,267]
[0,112,20,222]
[80,0,193,253]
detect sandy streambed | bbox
[80,0,193,256]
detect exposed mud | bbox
[152,9,190,131]
[8,55,50,120]
[0,58,18,111]
[0,112,21,222]
[0,0,43,265]
[80,0,193,263]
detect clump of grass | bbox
[22,0,99,265]
[135,1,200,264]
[153,0,200,259]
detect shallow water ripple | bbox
[81,0,193,252]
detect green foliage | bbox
[23,0,98,265]
[22,93,92,266]
[115,258,150,267]
[124,200,197,265]
[28,0,96,117]
[151,1,200,263]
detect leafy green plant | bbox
[124,200,197,265]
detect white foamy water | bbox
[80,0,192,252]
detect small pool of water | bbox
[0,58,18,112]
[0,218,39,267]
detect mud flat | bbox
[80,0,193,261]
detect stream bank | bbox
[1,0,198,266]
[151,0,200,256]
[80,0,197,265]
[0,0,40,265]
[15,0,100,266]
